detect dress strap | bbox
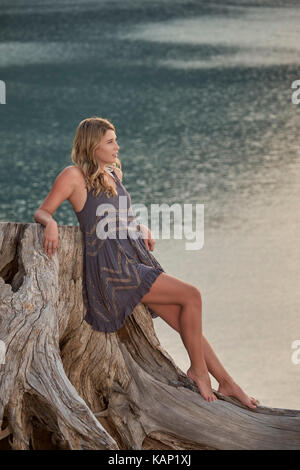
[104,167,115,178]
[110,169,119,182]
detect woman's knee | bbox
[186,285,202,307]
[140,272,202,307]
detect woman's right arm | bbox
[33,166,76,258]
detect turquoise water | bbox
[1,0,300,409]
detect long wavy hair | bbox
[71,116,122,198]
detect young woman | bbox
[34,116,258,409]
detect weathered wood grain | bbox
[0,221,299,450]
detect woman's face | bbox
[94,129,119,169]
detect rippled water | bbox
[0,0,300,409]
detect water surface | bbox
[0,0,299,409]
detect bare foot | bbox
[218,379,258,409]
[186,367,218,403]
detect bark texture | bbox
[0,221,299,450]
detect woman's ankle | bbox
[188,364,209,377]
[218,375,235,387]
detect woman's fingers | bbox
[148,238,155,251]
[43,222,59,258]
[43,238,58,257]
[47,241,53,257]
[145,239,155,251]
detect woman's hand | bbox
[43,219,58,258]
[138,224,156,251]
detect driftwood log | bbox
[0,221,299,450]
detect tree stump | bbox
[0,221,299,450]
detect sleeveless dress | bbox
[75,168,165,333]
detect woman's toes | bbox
[250,397,258,406]
[249,400,257,408]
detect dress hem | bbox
[83,267,165,334]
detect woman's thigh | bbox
[140,272,201,306]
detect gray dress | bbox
[75,168,165,333]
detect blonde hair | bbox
[71,116,122,198]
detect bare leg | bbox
[201,335,258,408]
[145,300,258,409]
[141,273,217,402]
[178,299,218,402]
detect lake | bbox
[0,0,300,409]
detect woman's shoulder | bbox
[64,165,85,181]
[59,165,87,193]
[64,164,82,175]
[64,164,122,185]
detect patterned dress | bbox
[75,167,165,333]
